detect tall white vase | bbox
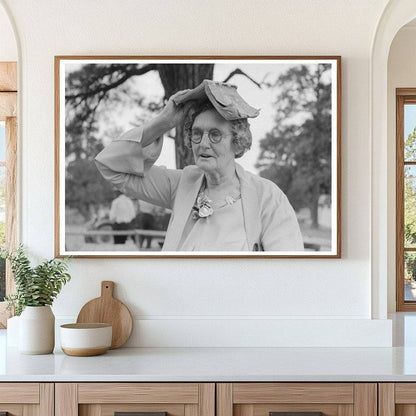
[19,306,55,354]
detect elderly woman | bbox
[95,81,303,251]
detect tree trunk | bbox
[157,64,214,169]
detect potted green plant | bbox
[1,245,71,354]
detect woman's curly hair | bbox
[184,101,252,159]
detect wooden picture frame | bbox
[55,56,341,258]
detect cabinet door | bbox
[0,383,53,416]
[217,383,377,416]
[379,383,416,416]
[55,383,215,416]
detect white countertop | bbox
[3,313,416,382]
[1,328,416,382]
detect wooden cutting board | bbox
[76,281,133,349]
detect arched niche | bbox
[371,0,416,319]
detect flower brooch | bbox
[192,192,214,220]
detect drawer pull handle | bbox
[270,413,324,416]
[115,412,168,416]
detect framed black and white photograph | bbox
[55,56,341,258]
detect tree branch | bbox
[66,64,158,101]
[222,68,262,88]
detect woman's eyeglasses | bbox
[189,129,232,144]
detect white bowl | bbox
[60,323,112,356]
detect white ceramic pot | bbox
[60,323,112,356]
[19,305,55,354]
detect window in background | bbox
[397,90,416,310]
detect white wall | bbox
[0,0,393,346]
[387,25,416,312]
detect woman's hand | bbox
[158,89,193,128]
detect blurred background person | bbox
[109,191,136,244]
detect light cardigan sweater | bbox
[95,126,304,252]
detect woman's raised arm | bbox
[141,89,193,147]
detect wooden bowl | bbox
[60,323,112,356]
